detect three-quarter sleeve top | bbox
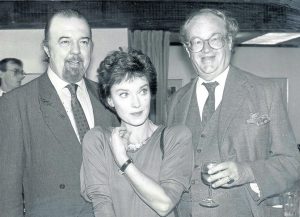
[80,125,193,217]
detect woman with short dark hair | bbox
[80,49,193,217]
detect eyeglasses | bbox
[7,69,25,76]
[185,33,228,53]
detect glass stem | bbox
[208,184,212,199]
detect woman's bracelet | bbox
[118,158,133,175]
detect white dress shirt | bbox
[47,68,94,142]
[196,66,229,120]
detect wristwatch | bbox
[118,158,133,175]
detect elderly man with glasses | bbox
[166,8,300,217]
[0,58,25,96]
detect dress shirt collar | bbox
[47,67,85,93]
[0,87,5,96]
[197,65,229,89]
[196,66,230,119]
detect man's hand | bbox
[207,161,255,188]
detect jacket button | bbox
[197,149,202,153]
[59,184,65,189]
[194,164,199,168]
[191,180,196,185]
[200,134,205,138]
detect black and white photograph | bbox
[0,1,299,217]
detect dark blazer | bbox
[167,66,300,217]
[0,72,118,217]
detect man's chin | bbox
[197,68,214,75]
[63,71,85,83]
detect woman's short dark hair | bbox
[97,49,157,111]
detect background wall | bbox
[0,28,128,83]
[168,46,196,86]
[168,45,300,143]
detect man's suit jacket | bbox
[167,66,300,216]
[0,72,118,217]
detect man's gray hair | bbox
[180,8,239,44]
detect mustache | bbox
[65,55,83,63]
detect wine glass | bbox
[199,161,219,207]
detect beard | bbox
[62,55,86,83]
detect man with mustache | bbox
[0,9,118,217]
[167,8,300,217]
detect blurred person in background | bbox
[0,58,25,96]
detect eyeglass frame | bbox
[184,33,231,53]
[6,69,26,76]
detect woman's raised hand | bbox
[110,127,131,166]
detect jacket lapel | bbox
[217,66,252,157]
[84,78,120,127]
[38,73,81,156]
[175,78,198,124]
[84,78,103,127]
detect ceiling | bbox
[1,0,300,47]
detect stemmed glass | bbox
[199,161,219,207]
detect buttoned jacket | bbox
[0,72,118,217]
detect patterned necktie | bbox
[66,84,90,143]
[202,81,219,126]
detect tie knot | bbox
[202,81,219,93]
[66,83,78,96]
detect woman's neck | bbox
[122,119,158,144]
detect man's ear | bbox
[107,97,114,108]
[228,36,233,51]
[90,40,94,53]
[43,44,50,58]
[0,70,5,78]
[184,45,191,58]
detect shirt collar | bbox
[47,67,85,92]
[0,87,5,96]
[197,65,229,88]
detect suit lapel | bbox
[38,73,81,159]
[185,87,203,148]
[175,79,198,124]
[85,78,117,127]
[217,67,250,153]
[84,78,103,127]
